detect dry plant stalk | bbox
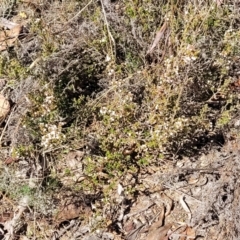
[100,0,116,61]
[4,196,30,240]
[52,0,94,35]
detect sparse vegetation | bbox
[1,0,240,239]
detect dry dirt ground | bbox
[101,129,240,240]
[56,128,240,240]
[1,125,240,239]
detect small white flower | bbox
[100,107,108,115]
[108,68,114,76]
[175,121,182,129]
[100,37,107,43]
[105,54,111,62]
[117,184,124,196]
[110,111,116,116]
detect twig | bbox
[125,202,155,218]
[51,220,76,240]
[87,72,142,107]
[163,184,202,203]
[100,0,116,61]
[4,196,29,240]
[0,104,16,146]
[1,0,16,18]
[52,0,94,35]
[179,195,192,223]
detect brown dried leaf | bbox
[55,202,91,224]
[125,224,145,240]
[65,150,84,170]
[160,192,173,216]
[147,21,168,54]
[126,196,154,218]
[230,78,240,92]
[186,227,196,239]
[171,225,187,238]
[148,204,165,232]
[4,157,18,165]
[66,150,84,162]
[124,220,135,233]
[0,24,22,51]
[146,223,172,240]
[0,212,13,223]
[179,226,196,240]
[0,94,10,122]
[188,174,208,186]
